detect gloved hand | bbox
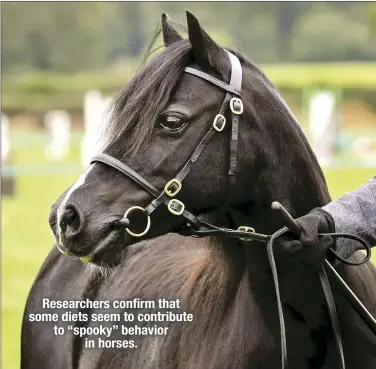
[279,208,336,269]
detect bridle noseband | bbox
[89,50,375,369]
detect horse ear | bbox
[186,10,228,75]
[161,13,183,47]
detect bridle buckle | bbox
[164,179,182,197]
[230,98,243,115]
[213,114,226,132]
[168,199,185,216]
[238,225,255,241]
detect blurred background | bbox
[2,2,376,369]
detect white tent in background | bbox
[308,91,337,166]
[44,110,71,161]
[1,113,10,164]
[81,90,113,168]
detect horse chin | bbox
[76,221,180,268]
[79,230,127,268]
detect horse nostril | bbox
[59,204,85,238]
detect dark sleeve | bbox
[323,176,376,256]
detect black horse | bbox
[22,12,376,369]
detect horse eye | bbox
[160,115,187,132]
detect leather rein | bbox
[90,50,376,369]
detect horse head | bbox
[49,11,330,267]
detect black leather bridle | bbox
[93,50,244,237]
[90,50,375,369]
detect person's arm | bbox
[323,176,376,252]
[281,176,376,268]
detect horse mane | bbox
[104,33,192,158]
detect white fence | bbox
[81,90,113,168]
[1,113,10,164]
[44,110,71,161]
[308,91,338,166]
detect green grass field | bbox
[2,138,376,369]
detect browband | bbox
[184,67,241,96]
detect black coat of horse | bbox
[22,12,376,369]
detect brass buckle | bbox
[124,206,151,237]
[213,114,226,132]
[164,179,182,197]
[230,98,243,115]
[167,199,185,216]
[238,225,255,241]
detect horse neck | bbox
[229,72,332,235]
[195,80,333,274]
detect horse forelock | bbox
[103,39,192,158]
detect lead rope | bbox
[182,219,373,369]
[267,227,346,369]
[266,227,289,369]
[97,146,375,368]
[317,267,345,369]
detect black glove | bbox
[279,208,336,269]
